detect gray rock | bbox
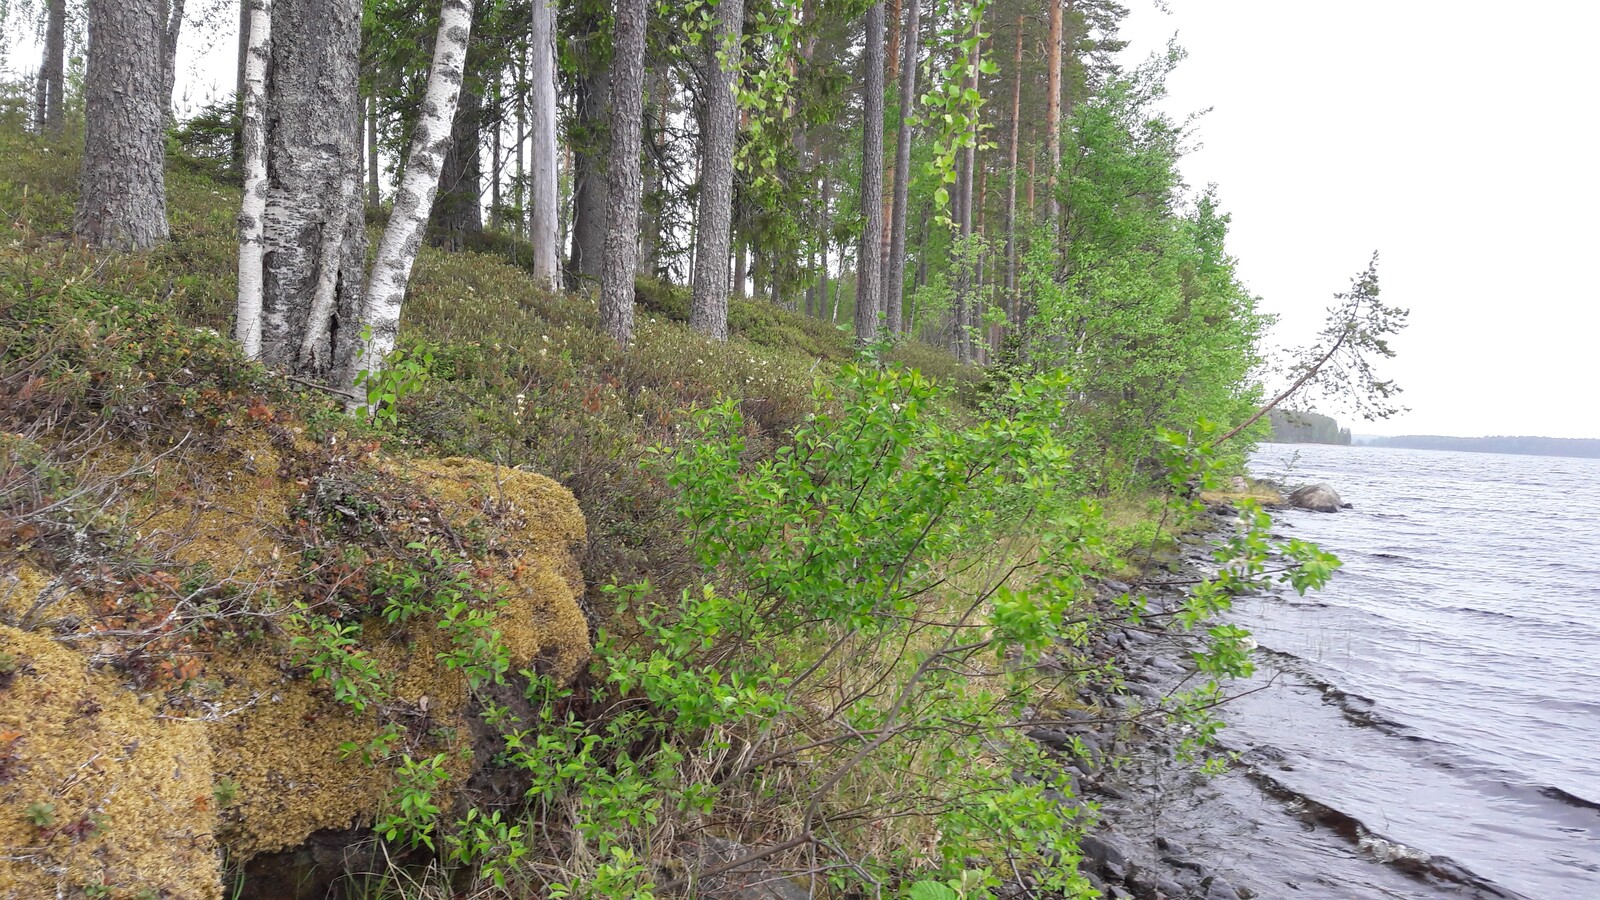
[1079,834,1131,881]
[1203,875,1243,899]
[1287,482,1344,513]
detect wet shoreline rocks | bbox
[1012,502,1257,900]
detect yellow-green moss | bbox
[0,624,221,900]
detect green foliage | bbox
[355,330,437,428]
[377,753,451,851]
[24,801,56,828]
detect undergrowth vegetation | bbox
[0,125,1342,898]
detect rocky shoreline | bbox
[1019,500,1260,900]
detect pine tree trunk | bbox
[878,0,901,295]
[489,78,502,230]
[688,0,744,341]
[37,0,66,134]
[160,0,185,122]
[528,0,561,287]
[885,0,920,335]
[433,83,483,251]
[599,0,647,346]
[234,0,248,173]
[1046,0,1062,227]
[353,0,475,389]
[639,65,666,276]
[367,90,381,207]
[260,0,365,377]
[235,0,272,359]
[734,236,747,298]
[1005,15,1022,326]
[952,19,979,362]
[568,20,611,289]
[76,0,169,251]
[817,172,831,317]
[854,2,886,345]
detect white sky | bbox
[1117,1,1600,439]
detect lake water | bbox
[1109,443,1600,898]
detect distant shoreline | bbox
[1263,436,1600,461]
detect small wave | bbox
[1241,767,1528,898]
[1539,785,1600,815]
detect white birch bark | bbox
[528,0,560,288]
[235,0,272,359]
[351,0,475,390]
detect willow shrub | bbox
[453,363,1341,898]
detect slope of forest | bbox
[0,0,1372,896]
[1356,434,1600,460]
[1267,409,1352,445]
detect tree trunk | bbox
[913,198,929,294]
[353,0,475,389]
[599,0,647,346]
[234,0,248,172]
[1004,15,1022,326]
[817,172,831,318]
[489,78,502,230]
[878,0,902,296]
[854,2,886,345]
[952,18,979,362]
[259,0,365,377]
[567,18,611,289]
[885,0,920,335]
[160,0,185,122]
[515,50,526,236]
[76,0,169,251]
[734,236,747,298]
[529,0,561,287]
[1046,0,1062,227]
[235,0,272,359]
[37,0,66,134]
[640,65,666,276]
[433,84,483,250]
[688,0,744,341]
[367,89,381,207]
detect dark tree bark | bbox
[367,89,381,207]
[36,0,66,134]
[567,14,612,289]
[885,0,920,335]
[854,2,886,345]
[688,0,744,341]
[432,85,483,250]
[1005,15,1022,325]
[76,0,170,251]
[259,0,366,377]
[160,0,186,122]
[1046,0,1062,226]
[599,0,647,347]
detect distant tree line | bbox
[1268,409,1351,445]
[1357,435,1600,460]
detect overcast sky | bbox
[1116,1,1600,439]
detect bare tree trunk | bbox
[528,0,561,287]
[885,0,920,335]
[489,78,502,230]
[688,0,744,341]
[515,49,526,236]
[76,0,169,251]
[1004,15,1022,326]
[952,18,979,362]
[567,17,611,288]
[353,0,475,389]
[1046,0,1062,227]
[260,0,365,377]
[160,0,185,122]
[734,236,747,298]
[854,2,886,345]
[878,0,901,295]
[37,0,66,134]
[235,0,272,359]
[433,83,483,250]
[817,171,831,317]
[367,90,381,207]
[234,0,248,172]
[640,65,666,276]
[599,0,647,346]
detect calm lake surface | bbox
[1116,444,1600,898]
[1248,444,1600,896]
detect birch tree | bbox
[350,0,476,388]
[528,0,561,288]
[75,0,170,251]
[235,0,272,359]
[258,0,365,374]
[688,0,745,341]
[160,0,186,122]
[599,0,648,347]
